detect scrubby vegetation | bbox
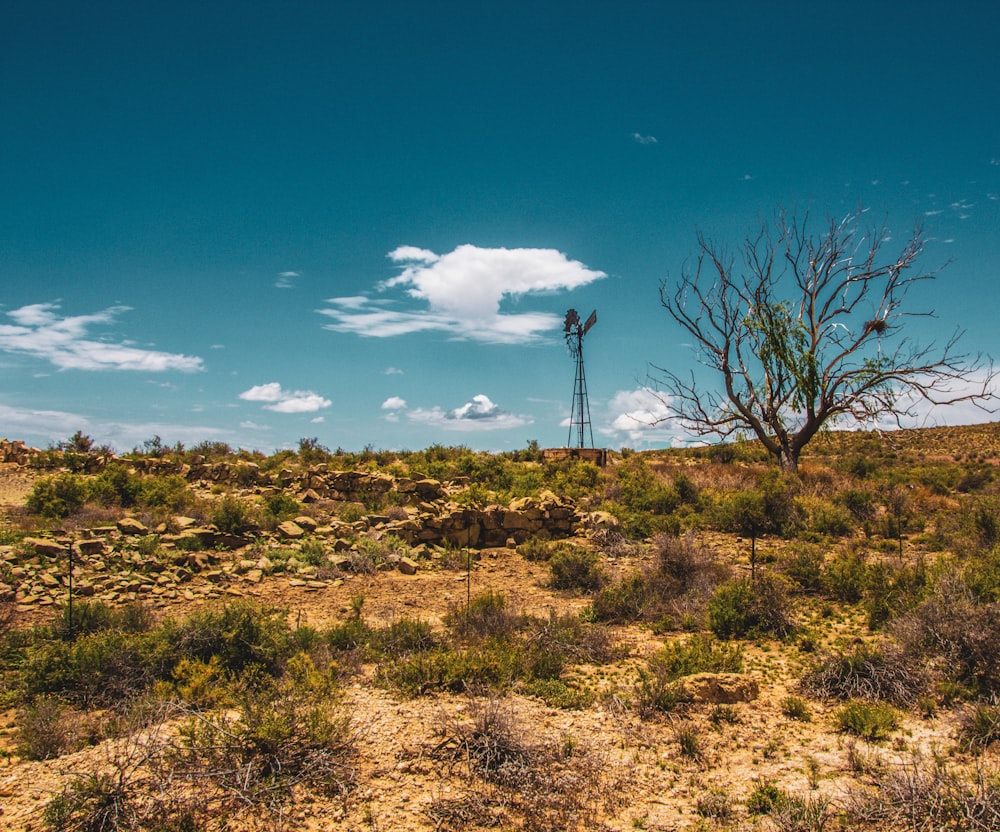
[3,425,1000,830]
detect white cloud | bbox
[0,303,204,372]
[275,271,299,289]
[240,420,271,430]
[408,394,532,432]
[384,367,404,375]
[310,416,325,424]
[381,396,407,410]
[239,382,332,414]
[632,132,658,145]
[318,245,606,344]
[599,387,689,446]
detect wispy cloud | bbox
[239,382,332,414]
[0,303,204,372]
[0,403,90,440]
[318,245,606,345]
[408,393,531,432]
[0,403,239,452]
[384,367,404,375]
[274,271,299,289]
[632,132,658,145]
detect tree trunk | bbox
[777,446,798,473]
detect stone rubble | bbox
[1,465,620,615]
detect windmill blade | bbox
[564,309,579,332]
[583,310,597,335]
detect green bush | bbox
[519,536,557,562]
[840,488,876,523]
[590,573,653,623]
[446,590,519,643]
[139,474,190,512]
[19,630,158,707]
[26,474,87,518]
[822,548,868,602]
[210,495,256,535]
[634,668,690,716]
[324,618,375,654]
[713,471,801,540]
[548,547,606,592]
[745,778,789,815]
[55,600,153,640]
[835,700,899,740]
[173,664,355,811]
[262,493,301,525]
[863,558,928,631]
[373,617,438,657]
[648,634,743,681]
[779,695,812,721]
[780,543,825,594]
[162,600,292,675]
[522,678,595,709]
[88,464,143,508]
[380,643,525,696]
[708,574,795,639]
[805,498,854,537]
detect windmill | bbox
[564,308,597,448]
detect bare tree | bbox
[653,210,994,472]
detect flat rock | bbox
[293,515,319,532]
[117,517,149,535]
[676,673,759,704]
[74,539,107,556]
[277,520,305,540]
[23,537,67,557]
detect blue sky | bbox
[2,1,998,453]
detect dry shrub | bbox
[708,573,796,640]
[42,660,356,831]
[15,695,93,760]
[846,753,1000,831]
[592,533,729,628]
[429,697,626,831]
[446,590,519,643]
[588,526,637,558]
[43,705,196,832]
[958,700,1000,753]
[170,664,356,814]
[655,532,729,594]
[799,642,927,706]
[891,575,1000,696]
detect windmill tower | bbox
[564,308,597,448]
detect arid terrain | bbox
[1,428,998,831]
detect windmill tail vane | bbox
[564,308,597,448]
